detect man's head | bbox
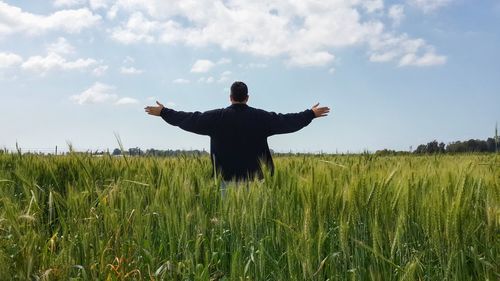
[230,81,249,103]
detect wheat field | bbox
[0,153,498,280]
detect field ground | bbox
[0,153,498,280]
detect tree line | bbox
[112,147,209,157]
[416,138,498,153]
[2,136,497,156]
[376,137,499,155]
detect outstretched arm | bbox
[145,101,218,136]
[265,103,330,136]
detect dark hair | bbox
[230,81,248,102]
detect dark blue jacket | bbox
[160,104,315,181]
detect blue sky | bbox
[1,0,499,153]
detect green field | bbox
[0,153,498,280]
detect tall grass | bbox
[0,153,498,280]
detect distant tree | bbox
[486,138,495,152]
[140,148,209,157]
[414,139,470,154]
[445,138,495,153]
[413,140,441,154]
[414,144,427,154]
[426,140,439,153]
[112,148,121,155]
[129,147,142,156]
[375,149,409,156]
[447,141,465,153]
[438,142,446,153]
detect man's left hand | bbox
[144,101,164,116]
[311,103,330,118]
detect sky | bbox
[0,0,499,153]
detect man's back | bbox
[160,103,316,180]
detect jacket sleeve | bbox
[264,109,316,136]
[160,108,219,136]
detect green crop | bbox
[0,153,498,280]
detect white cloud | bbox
[106,0,445,67]
[172,78,190,84]
[287,52,335,67]
[388,5,405,27]
[70,82,117,105]
[21,52,98,73]
[328,67,336,74]
[53,0,85,8]
[241,63,268,69]
[71,82,139,106]
[0,2,101,37]
[110,12,158,44]
[368,33,447,67]
[408,0,453,13]
[1,48,107,75]
[362,0,384,13]
[191,59,215,73]
[0,1,449,76]
[46,37,75,54]
[106,4,119,19]
[92,65,108,76]
[120,66,143,74]
[115,97,139,105]
[89,0,112,10]
[399,51,446,66]
[0,52,23,68]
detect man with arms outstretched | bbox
[145,81,330,182]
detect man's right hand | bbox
[144,101,165,116]
[311,103,330,118]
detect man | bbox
[145,81,330,181]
